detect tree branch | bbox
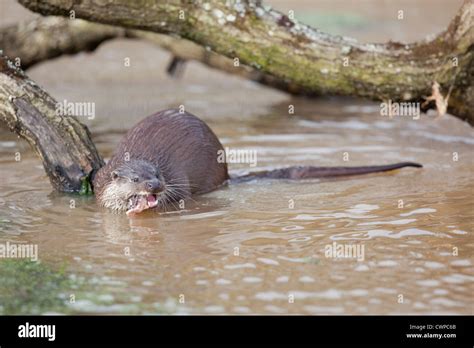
[0,54,104,193]
[17,0,474,124]
[0,16,123,70]
[0,16,292,92]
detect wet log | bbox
[0,16,122,70]
[0,54,104,193]
[17,0,474,124]
[0,16,284,89]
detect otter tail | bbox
[232,162,422,182]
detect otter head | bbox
[101,159,165,216]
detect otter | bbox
[92,109,422,216]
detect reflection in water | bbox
[0,0,473,315]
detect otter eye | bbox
[111,171,119,180]
[132,177,139,183]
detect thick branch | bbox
[0,16,122,70]
[0,16,291,92]
[18,0,474,124]
[0,54,104,192]
[126,29,299,91]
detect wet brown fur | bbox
[93,109,229,211]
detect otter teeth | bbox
[146,194,158,207]
[126,194,158,216]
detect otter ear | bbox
[111,171,119,180]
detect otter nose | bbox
[146,180,161,192]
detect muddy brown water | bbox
[0,0,472,314]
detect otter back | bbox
[93,109,229,198]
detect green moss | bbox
[79,174,93,195]
[0,260,72,314]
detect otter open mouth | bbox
[126,194,158,216]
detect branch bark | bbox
[0,16,122,70]
[0,54,103,193]
[17,0,474,124]
[0,16,291,91]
